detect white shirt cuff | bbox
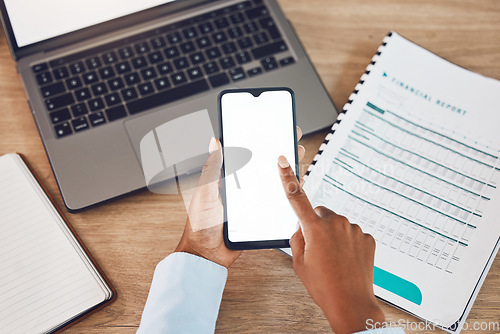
[137,252,228,333]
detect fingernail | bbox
[278,155,289,168]
[209,137,218,153]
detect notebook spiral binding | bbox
[304,31,394,179]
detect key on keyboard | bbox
[32,0,294,139]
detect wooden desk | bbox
[0,0,499,332]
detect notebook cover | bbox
[17,153,117,333]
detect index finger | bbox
[277,155,318,224]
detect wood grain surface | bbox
[0,0,498,333]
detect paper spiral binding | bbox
[304,31,394,178]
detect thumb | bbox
[289,226,305,263]
[197,137,222,187]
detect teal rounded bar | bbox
[374,266,423,305]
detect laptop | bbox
[0,0,337,211]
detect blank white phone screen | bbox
[221,90,298,243]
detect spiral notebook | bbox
[0,153,115,333]
[300,32,500,332]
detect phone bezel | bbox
[218,87,299,250]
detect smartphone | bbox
[219,88,299,250]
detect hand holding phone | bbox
[219,88,299,250]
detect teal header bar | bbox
[366,101,385,114]
[373,266,422,305]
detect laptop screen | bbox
[4,0,175,48]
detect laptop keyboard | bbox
[31,0,295,138]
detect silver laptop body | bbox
[0,0,337,211]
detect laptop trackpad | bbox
[124,108,215,192]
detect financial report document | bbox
[303,33,500,331]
